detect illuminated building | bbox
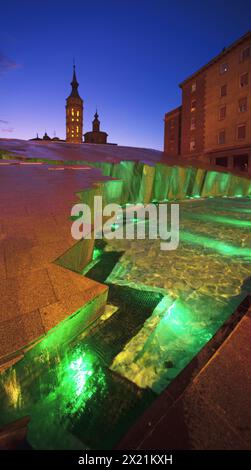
[84,110,108,144]
[66,65,83,143]
[164,31,251,172]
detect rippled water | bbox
[104,198,251,392]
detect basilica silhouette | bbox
[31,65,109,144]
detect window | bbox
[77,110,80,117]
[241,47,250,62]
[77,126,79,134]
[239,97,247,113]
[240,72,248,87]
[234,154,248,171]
[218,130,226,145]
[71,108,74,116]
[219,105,226,120]
[190,116,196,130]
[191,82,196,93]
[215,157,228,167]
[237,124,246,140]
[191,99,196,112]
[190,139,196,151]
[169,121,174,141]
[220,84,227,97]
[220,63,228,74]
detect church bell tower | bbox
[66,65,83,143]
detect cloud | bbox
[0,119,14,133]
[0,52,20,75]
[1,127,14,133]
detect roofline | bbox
[84,131,108,136]
[179,30,251,88]
[164,105,182,118]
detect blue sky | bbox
[0,0,250,149]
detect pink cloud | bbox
[1,127,14,133]
[0,53,20,75]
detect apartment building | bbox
[164,31,251,172]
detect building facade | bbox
[66,66,83,143]
[164,31,251,172]
[84,111,108,144]
[164,106,182,156]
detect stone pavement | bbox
[0,139,162,163]
[0,160,108,363]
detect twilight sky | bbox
[0,0,251,150]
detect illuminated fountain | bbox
[1,158,251,449]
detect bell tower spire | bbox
[92,109,100,132]
[66,64,83,143]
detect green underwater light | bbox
[181,231,251,259]
[58,347,106,415]
[69,354,93,396]
[92,247,103,260]
[186,213,251,228]
[212,206,251,215]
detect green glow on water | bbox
[92,247,103,260]
[68,354,93,396]
[181,231,251,259]
[186,213,251,228]
[46,346,107,416]
[151,295,174,318]
[0,342,108,449]
[111,294,215,392]
[210,206,251,215]
[162,299,213,343]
